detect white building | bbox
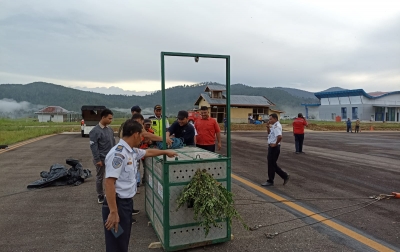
[35,106,69,122]
[303,89,400,122]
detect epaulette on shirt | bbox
[115,145,124,152]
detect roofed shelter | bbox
[311,89,400,122]
[194,85,277,123]
[35,106,70,122]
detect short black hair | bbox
[200,106,208,111]
[269,113,278,120]
[122,119,143,137]
[131,105,141,113]
[298,113,303,118]
[101,109,113,118]
[131,113,144,121]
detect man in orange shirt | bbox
[194,106,222,152]
[292,113,308,154]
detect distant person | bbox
[346,118,352,133]
[89,108,116,204]
[195,106,222,152]
[119,105,141,138]
[293,113,308,154]
[223,117,227,135]
[355,118,360,133]
[149,105,170,137]
[102,120,177,252]
[258,115,262,121]
[166,111,195,146]
[248,114,253,124]
[261,113,290,187]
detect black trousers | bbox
[355,126,360,133]
[346,125,352,132]
[267,145,288,183]
[102,197,133,252]
[196,144,215,152]
[294,134,304,153]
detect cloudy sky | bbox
[0,0,399,93]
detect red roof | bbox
[35,106,69,114]
[367,92,388,97]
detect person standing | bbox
[293,113,308,154]
[89,109,116,204]
[194,106,221,152]
[346,118,352,133]
[355,118,360,133]
[102,120,177,252]
[149,105,170,137]
[166,111,196,146]
[261,113,290,187]
[119,105,141,138]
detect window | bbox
[341,107,347,119]
[253,108,265,114]
[352,107,358,120]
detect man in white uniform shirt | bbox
[261,113,290,187]
[102,120,177,252]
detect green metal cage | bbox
[145,52,231,251]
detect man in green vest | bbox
[149,105,170,137]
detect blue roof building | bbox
[304,89,400,121]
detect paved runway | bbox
[0,131,398,251]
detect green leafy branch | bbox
[176,169,247,236]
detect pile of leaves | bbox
[176,169,247,236]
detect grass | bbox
[2,118,399,146]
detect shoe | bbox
[97,195,105,204]
[283,175,290,185]
[131,218,137,224]
[295,152,300,154]
[261,181,274,186]
[132,209,140,215]
[299,152,305,154]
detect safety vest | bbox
[151,117,165,137]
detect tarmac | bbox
[0,131,399,251]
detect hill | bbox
[276,87,317,99]
[0,82,319,117]
[320,87,347,92]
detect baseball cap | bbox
[131,105,141,113]
[144,119,152,125]
[154,105,162,110]
[177,110,188,120]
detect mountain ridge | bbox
[0,81,320,117]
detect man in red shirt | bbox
[292,113,308,154]
[194,106,222,152]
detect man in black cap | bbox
[131,105,141,114]
[149,105,170,137]
[119,106,142,138]
[166,111,195,146]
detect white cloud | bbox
[0,0,399,93]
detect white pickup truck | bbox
[81,105,106,137]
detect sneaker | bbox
[131,218,137,224]
[261,181,274,186]
[299,152,305,154]
[283,175,290,186]
[295,152,300,154]
[97,195,105,204]
[132,209,140,215]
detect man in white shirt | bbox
[261,113,290,186]
[102,120,177,252]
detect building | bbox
[305,89,400,122]
[194,85,279,123]
[35,106,70,122]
